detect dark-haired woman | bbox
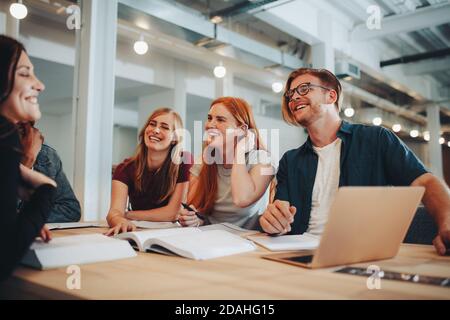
[0,35,56,280]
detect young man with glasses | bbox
[259,68,450,256]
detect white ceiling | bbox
[31,57,166,115]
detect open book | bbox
[46,222,107,230]
[21,234,137,270]
[115,228,255,260]
[133,220,181,229]
[199,222,260,237]
[247,233,319,251]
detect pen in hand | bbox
[181,203,205,221]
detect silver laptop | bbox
[264,186,425,269]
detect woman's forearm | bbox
[231,163,257,208]
[126,205,179,222]
[107,209,127,226]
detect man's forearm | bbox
[414,174,450,229]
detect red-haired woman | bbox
[178,97,276,229]
[106,108,192,235]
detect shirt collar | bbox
[304,120,353,151]
[338,120,354,135]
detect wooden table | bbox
[1,227,449,299]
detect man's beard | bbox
[295,103,321,127]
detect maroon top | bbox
[113,152,193,210]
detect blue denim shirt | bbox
[274,121,428,235]
[29,144,81,223]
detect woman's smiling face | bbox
[0,51,45,123]
[205,103,239,150]
[144,113,176,152]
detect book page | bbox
[199,223,260,237]
[22,234,136,270]
[133,221,181,229]
[149,230,255,260]
[46,222,107,230]
[116,227,201,251]
[247,233,319,251]
[29,233,115,250]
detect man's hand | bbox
[259,200,296,235]
[411,173,450,256]
[433,223,450,256]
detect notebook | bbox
[21,234,137,270]
[199,222,260,237]
[115,228,256,260]
[247,233,319,251]
[133,220,181,229]
[46,222,107,230]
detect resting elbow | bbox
[232,196,252,208]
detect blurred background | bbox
[1,0,449,219]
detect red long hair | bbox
[189,97,265,214]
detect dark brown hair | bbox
[0,35,26,141]
[0,35,26,104]
[281,68,342,126]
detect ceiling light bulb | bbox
[392,124,401,132]
[10,2,28,20]
[213,65,226,78]
[210,16,223,24]
[272,82,283,93]
[133,37,149,55]
[410,130,419,138]
[344,107,355,118]
[372,117,382,126]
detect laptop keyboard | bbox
[286,255,314,264]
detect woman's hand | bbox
[104,218,136,236]
[39,225,52,242]
[235,129,256,155]
[18,164,57,201]
[17,122,44,168]
[178,205,203,227]
[20,164,57,189]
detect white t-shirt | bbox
[306,138,342,236]
[190,149,277,229]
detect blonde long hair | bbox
[132,108,184,204]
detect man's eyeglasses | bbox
[284,82,333,101]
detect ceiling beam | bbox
[118,0,303,69]
[351,3,450,41]
[430,26,450,47]
[380,48,450,67]
[404,56,450,76]
[209,0,278,19]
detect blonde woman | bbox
[106,108,192,235]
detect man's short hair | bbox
[281,68,342,126]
